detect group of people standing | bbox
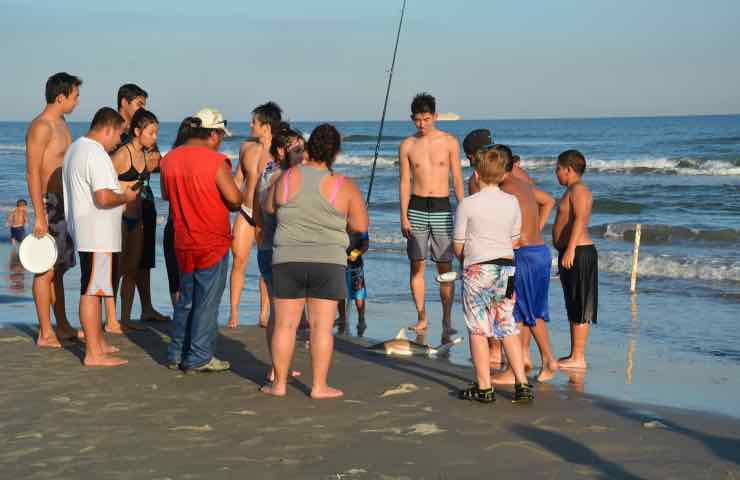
[24,72,597,403]
[399,94,598,404]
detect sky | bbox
[1,0,739,122]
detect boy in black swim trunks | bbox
[553,149,598,370]
[399,93,464,339]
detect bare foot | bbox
[101,342,120,354]
[267,369,302,383]
[122,320,147,331]
[141,309,170,322]
[558,356,587,370]
[336,322,348,335]
[37,334,62,349]
[258,312,269,328]
[443,327,458,337]
[537,361,559,382]
[104,322,138,335]
[260,383,287,397]
[491,367,516,386]
[84,354,128,367]
[408,320,428,333]
[227,315,239,329]
[408,310,428,333]
[310,386,344,400]
[357,321,367,337]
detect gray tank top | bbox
[273,165,349,266]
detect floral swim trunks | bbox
[462,262,518,339]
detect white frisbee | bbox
[18,234,58,274]
[435,271,458,283]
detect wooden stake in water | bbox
[630,223,642,293]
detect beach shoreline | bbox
[1,324,738,479]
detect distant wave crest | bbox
[521,156,740,176]
[597,223,740,244]
[600,251,740,282]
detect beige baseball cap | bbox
[193,107,232,136]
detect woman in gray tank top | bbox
[260,124,369,400]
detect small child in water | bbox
[6,199,28,247]
[337,231,369,336]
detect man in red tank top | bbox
[160,108,241,373]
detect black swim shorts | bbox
[272,262,347,300]
[558,244,598,324]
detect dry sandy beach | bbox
[1,324,739,479]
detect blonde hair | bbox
[473,147,508,185]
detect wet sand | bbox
[1,324,738,479]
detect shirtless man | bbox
[399,93,464,338]
[553,149,598,369]
[484,146,558,385]
[25,72,82,347]
[229,101,283,329]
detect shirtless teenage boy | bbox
[488,146,559,385]
[553,149,598,369]
[399,93,464,338]
[25,72,82,347]
[229,102,282,329]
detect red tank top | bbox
[161,146,232,273]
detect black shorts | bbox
[139,200,157,270]
[163,216,179,294]
[79,252,120,297]
[558,245,598,324]
[272,262,347,300]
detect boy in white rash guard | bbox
[453,145,533,404]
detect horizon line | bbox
[0,112,738,124]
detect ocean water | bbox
[1,116,739,418]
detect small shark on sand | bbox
[368,329,462,357]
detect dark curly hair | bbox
[411,92,436,115]
[307,124,341,169]
[252,101,283,134]
[129,108,158,138]
[270,122,303,167]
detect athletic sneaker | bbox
[513,383,534,404]
[185,357,230,374]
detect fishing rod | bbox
[366,0,407,205]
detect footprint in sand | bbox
[227,410,257,416]
[358,411,391,421]
[0,336,29,343]
[406,423,445,436]
[380,384,419,397]
[169,425,213,432]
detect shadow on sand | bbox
[510,424,648,480]
[592,398,740,466]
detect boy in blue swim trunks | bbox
[6,199,28,247]
[490,145,559,385]
[337,231,369,336]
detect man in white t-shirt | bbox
[63,107,137,367]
